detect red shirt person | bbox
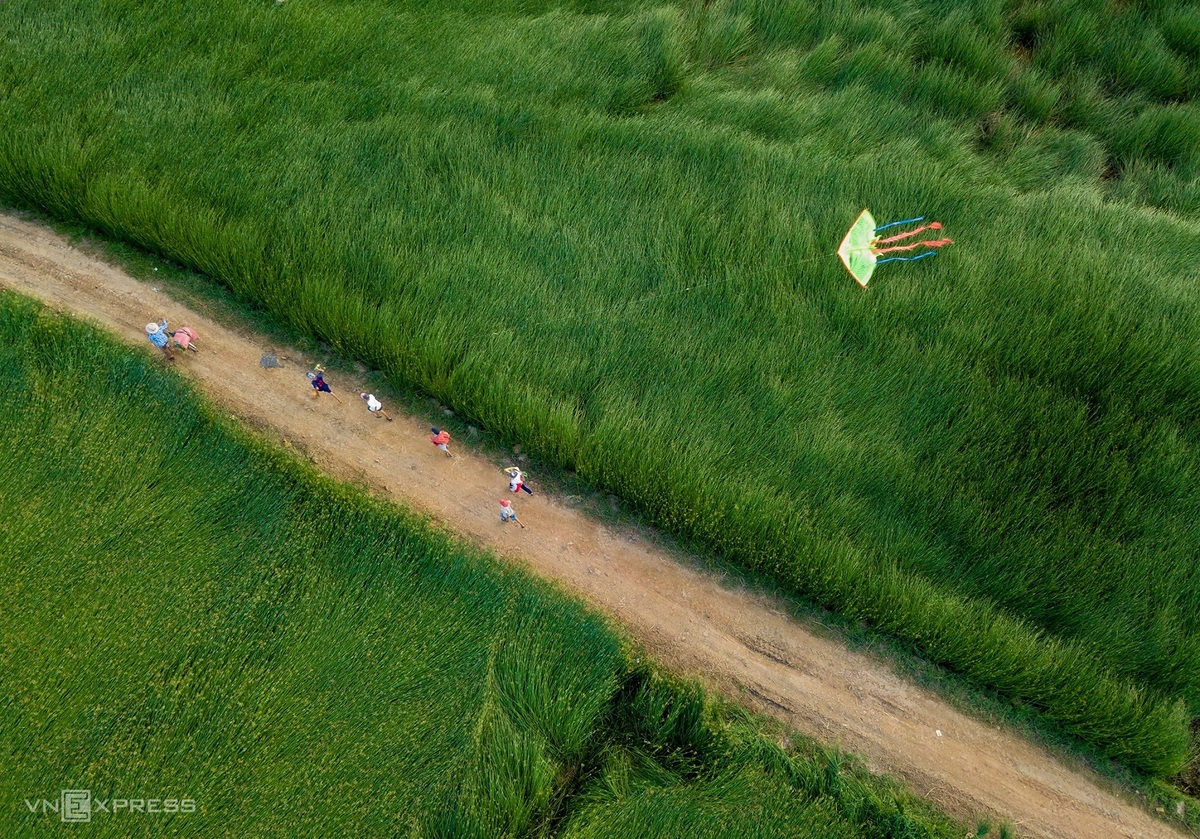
[430,427,452,458]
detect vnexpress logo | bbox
[62,790,91,823]
[24,789,196,822]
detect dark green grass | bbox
[31,213,1200,829]
[0,293,973,837]
[0,294,619,835]
[1,0,1198,774]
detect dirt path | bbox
[0,213,1185,839]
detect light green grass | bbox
[0,292,974,837]
[0,0,1197,775]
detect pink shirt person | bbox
[172,326,198,351]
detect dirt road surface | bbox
[0,213,1185,839]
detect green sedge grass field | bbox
[0,293,973,837]
[1,0,1198,776]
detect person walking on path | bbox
[145,320,175,361]
[171,325,199,353]
[504,466,533,495]
[307,366,343,403]
[359,392,393,421]
[430,427,453,458]
[499,498,524,528]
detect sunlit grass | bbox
[0,0,1197,774]
[0,293,973,837]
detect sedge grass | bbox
[0,0,1198,775]
[0,292,978,837]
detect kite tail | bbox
[875,251,939,266]
[873,215,924,233]
[871,237,953,255]
[872,222,943,245]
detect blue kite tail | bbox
[875,251,938,265]
[873,216,924,233]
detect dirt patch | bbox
[1173,722,1200,799]
[0,213,1186,839]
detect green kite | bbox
[838,210,953,287]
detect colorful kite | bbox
[838,210,953,287]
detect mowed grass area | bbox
[0,293,972,837]
[1,0,1198,775]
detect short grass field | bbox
[1,0,1198,776]
[0,293,977,837]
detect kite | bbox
[838,210,953,287]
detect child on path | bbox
[430,427,453,457]
[307,366,343,403]
[145,320,174,361]
[359,392,393,421]
[504,466,533,495]
[499,498,524,527]
[171,326,199,353]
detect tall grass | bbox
[0,0,1197,774]
[0,293,970,837]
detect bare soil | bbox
[0,213,1185,839]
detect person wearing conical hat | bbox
[145,320,174,361]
